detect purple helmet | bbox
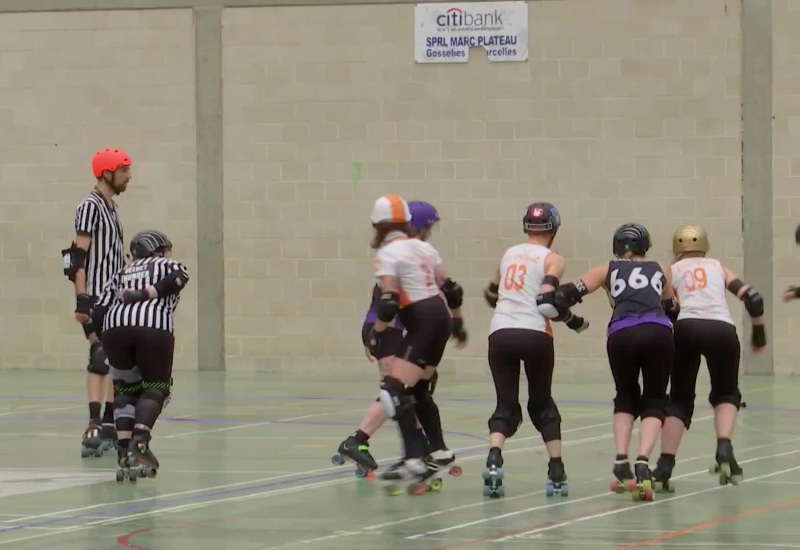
[408,201,440,231]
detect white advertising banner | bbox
[414,1,529,64]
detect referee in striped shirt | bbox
[91,230,190,475]
[62,148,131,457]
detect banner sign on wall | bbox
[414,1,529,64]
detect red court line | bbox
[117,526,156,550]
[433,505,624,550]
[612,497,800,550]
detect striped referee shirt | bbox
[74,189,124,298]
[96,256,189,333]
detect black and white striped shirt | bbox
[74,190,124,298]
[96,257,189,333]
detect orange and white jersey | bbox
[490,243,552,336]
[671,257,733,325]
[374,231,442,307]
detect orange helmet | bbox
[92,148,131,178]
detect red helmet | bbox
[92,148,131,178]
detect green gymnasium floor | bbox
[0,370,798,549]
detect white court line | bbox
[492,462,800,543]
[0,415,618,529]
[406,445,800,540]
[161,408,368,439]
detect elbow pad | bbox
[554,281,587,309]
[742,288,764,317]
[536,290,568,321]
[484,282,499,308]
[154,269,190,298]
[376,292,399,322]
[62,243,87,282]
[440,278,464,309]
[662,297,680,323]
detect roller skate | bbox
[80,422,105,458]
[482,447,505,498]
[330,436,378,479]
[709,439,743,486]
[629,459,655,502]
[609,458,634,494]
[379,458,435,496]
[545,458,568,497]
[116,433,158,483]
[652,455,676,493]
[99,423,116,452]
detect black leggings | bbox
[487,329,560,441]
[607,323,674,422]
[668,319,741,429]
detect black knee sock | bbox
[102,402,115,424]
[415,400,445,451]
[134,396,163,430]
[89,401,101,423]
[660,453,675,461]
[396,408,425,459]
[354,429,370,444]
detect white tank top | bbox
[670,257,733,325]
[489,243,552,336]
[374,232,442,307]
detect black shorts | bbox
[101,326,175,383]
[361,323,404,360]
[672,318,740,403]
[396,296,453,369]
[488,328,555,398]
[607,323,674,420]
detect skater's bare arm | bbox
[554,263,609,309]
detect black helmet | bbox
[612,223,651,257]
[130,230,172,260]
[523,202,561,234]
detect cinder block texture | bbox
[0,10,197,370]
[222,0,744,376]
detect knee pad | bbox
[666,391,695,429]
[82,320,96,339]
[113,393,137,424]
[527,397,562,443]
[488,403,523,438]
[709,388,742,410]
[379,376,415,420]
[87,342,110,375]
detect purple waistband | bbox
[364,307,405,330]
[607,313,671,336]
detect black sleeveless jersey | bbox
[605,260,666,320]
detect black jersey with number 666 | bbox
[605,260,665,320]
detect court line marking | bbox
[0,417,619,529]
[405,446,800,540]
[611,496,800,549]
[161,408,370,439]
[493,461,800,542]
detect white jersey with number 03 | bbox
[374,233,443,307]
[489,243,552,336]
[670,257,733,325]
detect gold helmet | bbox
[673,224,709,256]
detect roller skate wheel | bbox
[483,485,492,497]
[709,464,720,475]
[641,479,653,492]
[496,485,505,497]
[384,485,403,496]
[626,479,638,492]
[545,482,554,497]
[730,474,742,485]
[355,467,366,479]
[609,480,621,493]
[94,447,103,458]
[115,470,125,483]
[409,482,429,496]
[81,447,91,458]
[331,454,343,466]
[449,465,462,477]
[632,491,641,502]
[644,490,655,501]
[431,479,443,491]
[560,483,569,497]
[365,471,375,481]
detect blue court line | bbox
[0,445,491,535]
